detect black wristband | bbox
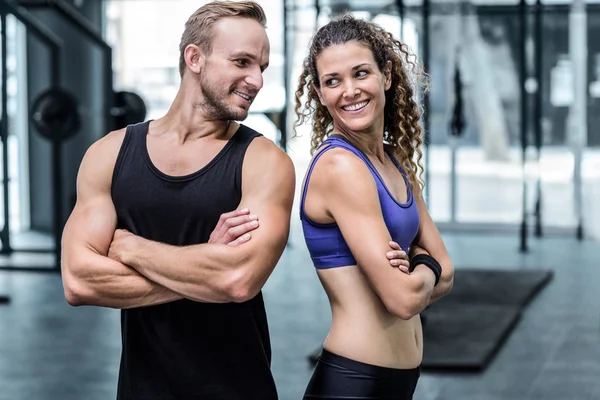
[410,254,442,286]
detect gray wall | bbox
[26,0,107,233]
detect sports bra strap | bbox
[300,135,409,220]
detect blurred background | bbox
[0,0,598,399]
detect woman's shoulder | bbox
[309,145,375,192]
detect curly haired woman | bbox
[295,14,455,399]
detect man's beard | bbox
[199,76,249,121]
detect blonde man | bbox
[61,2,293,398]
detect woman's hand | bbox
[386,241,410,273]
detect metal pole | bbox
[395,0,404,41]
[533,0,543,237]
[0,11,10,254]
[519,0,529,252]
[449,2,467,225]
[0,9,9,302]
[569,0,586,240]
[51,46,62,271]
[422,0,431,203]
[279,0,290,153]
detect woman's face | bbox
[314,41,391,136]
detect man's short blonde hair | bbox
[178,1,267,77]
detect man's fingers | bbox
[227,233,252,246]
[226,220,259,243]
[221,208,250,220]
[213,212,256,239]
[217,208,251,229]
[222,214,258,230]
[397,265,409,274]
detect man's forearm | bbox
[64,251,182,309]
[122,237,243,303]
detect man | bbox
[61,2,294,399]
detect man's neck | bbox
[155,81,232,143]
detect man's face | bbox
[199,17,270,121]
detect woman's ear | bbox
[384,60,392,91]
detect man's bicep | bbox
[237,139,295,265]
[63,195,117,257]
[63,134,121,258]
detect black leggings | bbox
[303,349,420,400]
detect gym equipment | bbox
[29,88,148,144]
[0,0,62,273]
[0,0,147,272]
[113,91,147,131]
[31,88,80,141]
[21,0,148,133]
[0,0,148,273]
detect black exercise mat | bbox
[438,269,554,307]
[421,303,522,371]
[419,269,553,371]
[308,269,554,372]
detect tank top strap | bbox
[230,124,263,148]
[111,120,151,193]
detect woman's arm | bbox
[409,194,455,304]
[310,148,437,320]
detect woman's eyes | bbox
[325,71,368,86]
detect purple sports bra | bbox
[300,135,421,269]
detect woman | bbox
[295,14,455,399]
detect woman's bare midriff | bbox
[317,264,423,369]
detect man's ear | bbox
[312,83,325,106]
[184,44,204,75]
[384,60,392,91]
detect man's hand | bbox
[208,208,260,246]
[386,241,410,274]
[108,209,260,264]
[108,229,137,264]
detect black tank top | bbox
[111,120,277,400]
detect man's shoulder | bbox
[87,128,128,160]
[75,128,128,193]
[245,134,291,165]
[80,127,128,178]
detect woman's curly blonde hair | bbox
[294,13,429,194]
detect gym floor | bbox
[0,223,598,400]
